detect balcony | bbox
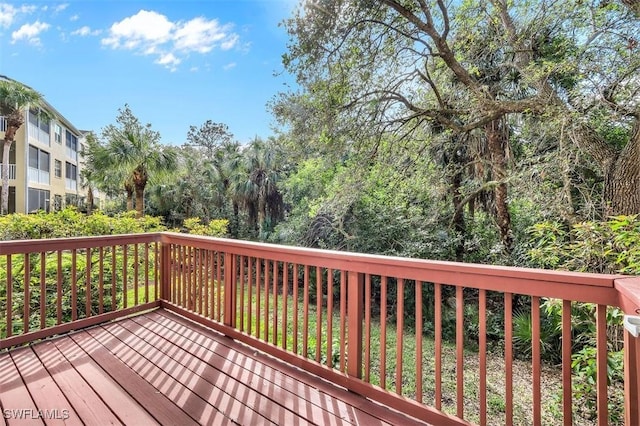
[1,233,639,425]
[65,177,77,191]
[28,122,50,146]
[0,163,16,180]
[28,167,49,185]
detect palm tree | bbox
[236,138,284,237]
[0,79,48,214]
[100,130,177,217]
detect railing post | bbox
[223,253,236,327]
[624,329,640,425]
[160,242,171,302]
[347,271,364,379]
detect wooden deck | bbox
[0,309,427,426]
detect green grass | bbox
[124,284,157,308]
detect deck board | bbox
[0,308,428,426]
[31,341,121,425]
[0,350,42,426]
[50,336,159,425]
[139,312,396,426]
[127,314,372,426]
[68,331,199,426]
[9,347,82,426]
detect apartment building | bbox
[0,77,97,214]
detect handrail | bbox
[162,232,622,304]
[1,231,639,425]
[0,233,160,255]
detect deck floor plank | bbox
[0,350,43,426]
[1,309,428,426]
[89,323,255,426]
[9,347,82,426]
[50,336,160,425]
[134,312,388,426]
[115,318,337,426]
[101,320,289,426]
[31,340,122,425]
[68,331,198,426]
[152,310,423,426]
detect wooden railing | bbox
[2,232,640,425]
[0,234,161,349]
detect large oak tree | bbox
[278,0,639,251]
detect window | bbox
[28,109,50,145]
[65,130,78,160]
[0,142,16,163]
[54,124,62,144]
[65,161,77,190]
[28,188,50,213]
[54,160,62,178]
[28,145,50,184]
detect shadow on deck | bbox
[0,308,426,425]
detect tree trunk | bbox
[231,201,239,238]
[134,184,144,218]
[125,183,134,212]
[603,122,640,215]
[451,168,466,262]
[571,120,640,216]
[485,119,514,252]
[87,186,94,215]
[1,139,11,215]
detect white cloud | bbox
[20,5,37,14]
[173,17,233,53]
[70,14,79,21]
[0,3,37,27]
[102,10,240,70]
[190,66,199,72]
[220,34,239,50]
[156,52,180,66]
[102,10,174,50]
[54,3,68,13]
[223,62,236,70]
[0,3,16,27]
[71,25,100,36]
[11,20,50,45]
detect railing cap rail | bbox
[0,232,160,255]
[161,232,624,288]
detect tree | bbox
[236,138,284,237]
[279,0,639,251]
[0,79,49,214]
[186,120,234,159]
[98,106,176,217]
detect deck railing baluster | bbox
[1,232,640,426]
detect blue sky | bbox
[0,0,298,145]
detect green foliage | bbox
[0,208,167,338]
[183,217,229,237]
[571,347,624,423]
[528,218,633,424]
[0,208,166,240]
[529,215,640,274]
